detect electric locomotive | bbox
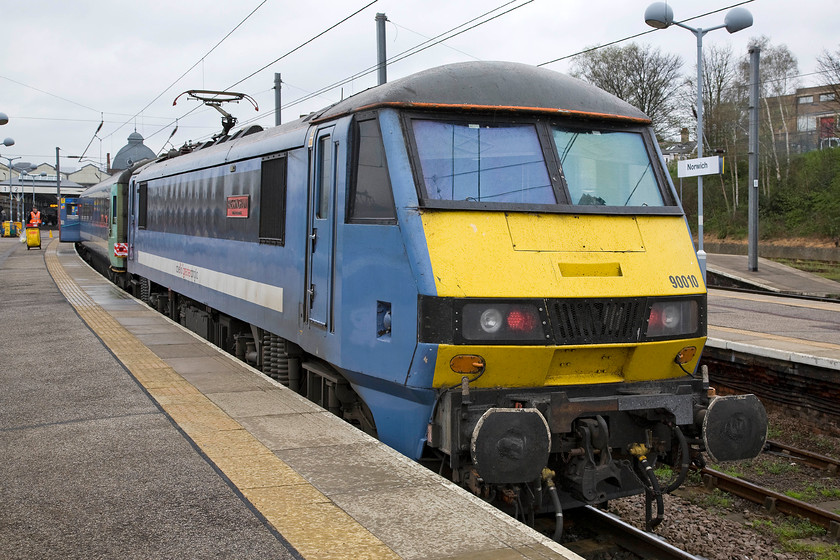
[78,61,766,530]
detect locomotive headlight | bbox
[479,308,504,333]
[646,300,699,338]
[462,302,548,342]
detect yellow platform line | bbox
[45,241,398,560]
[711,324,840,352]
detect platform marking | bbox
[710,288,840,312]
[46,240,398,560]
[710,324,840,352]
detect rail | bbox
[700,467,840,539]
[574,506,704,560]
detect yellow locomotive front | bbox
[392,66,767,529]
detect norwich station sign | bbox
[677,156,722,178]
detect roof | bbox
[314,61,650,124]
[112,131,156,171]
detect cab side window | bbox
[349,118,396,223]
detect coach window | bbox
[259,154,287,245]
[138,182,148,229]
[349,117,396,222]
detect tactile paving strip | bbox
[45,240,399,560]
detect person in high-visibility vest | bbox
[29,207,41,227]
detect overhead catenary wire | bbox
[220,0,535,134]
[144,0,380,149]
[225,0,379,92]
[538,0,756,68]
[76,113,104,162]
[102,0,271,143]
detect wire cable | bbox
[538,0,756,67]
[145,0,380,148]
[225,0,378,91]
[228,0,535,130]
[103,0,270,142]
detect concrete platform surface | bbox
[1,236,579,560]
[707,253,840,298]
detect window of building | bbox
[798,95,814,104]
[797,116,817,132]
[820,93,836,103]
[259,154,287,244]
[349,118,396,222]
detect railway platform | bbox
[0,236,578,560]
[705,253,840,374]
[706,252,840,298]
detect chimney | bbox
[680,128,689,143]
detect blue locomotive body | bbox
[125,114,434,456]
[77,62,766,528]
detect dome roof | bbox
[112,131,156,171]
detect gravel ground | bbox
[604,407,840,560]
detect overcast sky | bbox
[1,0,837,172]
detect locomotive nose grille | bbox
[549,298,646,345]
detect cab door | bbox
[305,127,336,329]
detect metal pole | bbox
[56,147,61,224]
[6,159,12,224]
[376,13,387,85]
[695,29,706,282]
[748,47,761,272]
[274,73,282,126]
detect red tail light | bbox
[506,308,539,332]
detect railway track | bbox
[765,439,840,473]
[699,440,840,539]
[566,506,704,560]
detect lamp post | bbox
[23,168,45,209]
[1,137,15,224]
[644,3,753,282]
[10,161,32,223]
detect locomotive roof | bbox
[313,61,650,124]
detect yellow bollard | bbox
[49,230,53,239]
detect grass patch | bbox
[769,258,840,283]
[719,465,746,478]
[786,483,840,502]
[703,488,732,509]
[751,516,840,559]
[753,459,800,477]
[784,540,840,559]
[752,516,825,540]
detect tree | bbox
[684,44,743,213]
[737,36,799,193]
[816,46,840,101]
[570,43,683,137]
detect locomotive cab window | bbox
[348,117,396,223]
[411,120,555,205]
[552,129,665,207]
